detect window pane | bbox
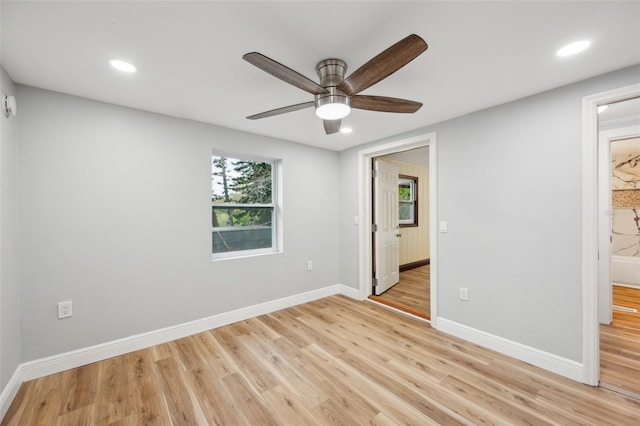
[212,227,272,253]
[212,206,273,253]
[399,202,413,222]
[212,206,272,228]
[399,182,412,201]
[212,156,272,204]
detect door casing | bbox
[582,83,640,385]
[357,132,438,325]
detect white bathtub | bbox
[612,255,640,288]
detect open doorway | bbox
[357,133,438,325]
[598,97,640,397]
[582,83,640,388]
[369,148,431,319]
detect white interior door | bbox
[374,159,400,295]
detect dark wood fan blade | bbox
[247,101,314,120]
[351,95,422,113]
[324,119,341,134]
[243,52,328,95]
[337,34,427,96]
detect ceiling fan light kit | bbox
[243,34,428,135]
[314,59,351,120]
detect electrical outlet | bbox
[307,260,313,271]
[58,301,73,319]
[459,288,469,301]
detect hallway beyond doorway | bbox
[369,264,430,320]
[600,284,640,398]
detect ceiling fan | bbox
[243,34,428,135]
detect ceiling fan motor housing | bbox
[315,59,350,114]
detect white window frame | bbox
[211,152,282,260]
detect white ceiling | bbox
[2,1,639,151]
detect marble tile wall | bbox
[612,209,640,256]
[612,153,640,189]
[612,152,640,256]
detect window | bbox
[211,154,278,258]
[399,175,418,227]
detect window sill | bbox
[211,248,281,262]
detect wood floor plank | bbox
[301,343,441,426]
[4,295,640,425]
[335,345,464,424]
[54,404,96,426]
[21,371,66,425]
[57,364,98,415]
[600,284,640,397]
[238,331,328,409]
[210,326,280,394]
[123,350,167,425]
[371,264,430,318]
[1,380,33,426]
[94,356,133,424]
[219,372,278,425]
[260,385,324,426]
[155,356,198,426]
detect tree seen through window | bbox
[212,155,275,255]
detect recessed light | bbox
[340,127,353,134]
[556,40,591,57]
[109,59,137,73]
[598,105,609,113]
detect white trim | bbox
[15,283,357,382]
[337,283,364,300]
[357,132,438,325]
[437,318,583,382]
[612,282,640,290]
[582,83,640,386]
[0,365,23,421]
[428,135,438,326]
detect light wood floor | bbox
[370,264,430,319]
[4,295,639,425]
[600,284,640,398]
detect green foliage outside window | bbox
[212,156,273,228]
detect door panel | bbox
[374,159,400,295]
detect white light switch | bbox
[354,216,359,225]
[439,221,448,233]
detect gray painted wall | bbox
[5,63,640,386]
[339,65,640,362]
[17,86,340,361]
[0,66,20,389]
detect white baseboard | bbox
[0,282,361,422]
[0,364,23,421]
[336,283,362,300]
[436,318,584,383]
